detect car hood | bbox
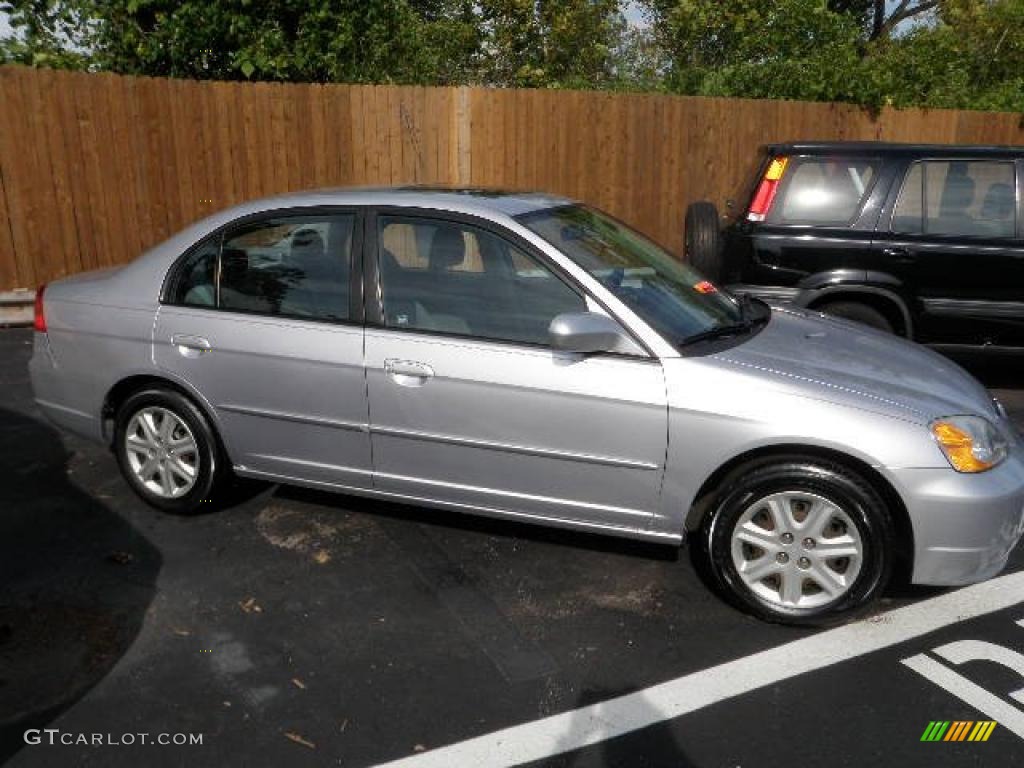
[706,306,998,425]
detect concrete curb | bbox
[0,289,35,326]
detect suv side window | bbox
[219,215,354,321]
[377,216,585,345]
[769,157,879,225]
[893,160,1017,238]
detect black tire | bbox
[701,457,894,626]
[114,388,224,514]
[818,301,894,334]
[684,201,723,280]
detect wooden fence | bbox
[1,65,1022,291]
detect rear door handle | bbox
[882,247,915,263]
[170,334,212,358]
[384,359,434,387]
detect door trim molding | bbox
[218,402,369,432]
[370,423,661,471]
[921,298,1024,318]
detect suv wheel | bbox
[114,388,224,514]
[818,301,894,334]
[684,201,723,281]
[702,457,894,625]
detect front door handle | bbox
[170,334,212,358]
[384,359,434,387]
[882,247,915,263]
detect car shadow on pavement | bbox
[0,408,161,764]
[545,685,696,767]
[275,484,681,562]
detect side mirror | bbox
[548,311,638,355]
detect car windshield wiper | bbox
[679,297,769,347]
[678,321,754,346]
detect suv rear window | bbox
[892,160,1017,238]
[768,157,878,226]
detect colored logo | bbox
[920,721,997,742]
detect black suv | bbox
[685,142,1023,350]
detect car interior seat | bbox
[934,163,976,235]
[977,182,1016,238]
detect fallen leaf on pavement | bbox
[291,678,306,690]
[239,597,262,614]
[285,732,315,749]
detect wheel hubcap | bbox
[729,490,864,610]
[124,407,199,499]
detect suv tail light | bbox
[33,284,47,332]
[747,156,789,222]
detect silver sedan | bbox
[29,188,1024,623]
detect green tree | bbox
[868,0,1024,110]
[0,0,94,67]
[1,0,628,87]
[644,0,873,101]
[477,0,626,87]
[642,0,1024,111]
[1,0,483,82]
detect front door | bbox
[363,212,667,531]
[877,158,1024,347]
[154,210,373,488]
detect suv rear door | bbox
[874,157,1024,348]
[739,153,889,289]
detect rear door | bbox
[154,210,373,488]
[363,210,667,532]
[743,154,887,287]
[875,158,1024,347]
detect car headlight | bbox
[930,415,1008,473]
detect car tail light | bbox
[33,284,47,332]
[747,156,789,222]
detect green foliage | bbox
[1,0,94,68]
[644,0,1024,112]
[471,0,626,87]
[1,0,1022,113]
[0,0,624,86]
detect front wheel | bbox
[702,458,894,625]
[114,388,224,514]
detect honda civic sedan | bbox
[29,188,1024,623]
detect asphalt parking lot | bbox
[2,326,1024,767]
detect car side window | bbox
[769,157,879,225]
[219,215,354,321]
[377,216,586,345]
[169,236,220,307]
[893,160,1017,238]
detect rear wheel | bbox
[684,201,723,281]
[817,301,894,334]
[702,458,894,625]
[115,388,223,514]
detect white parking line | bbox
[376,570,1024,767]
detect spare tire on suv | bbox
[684,201,723,280]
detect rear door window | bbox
[769,157,879,226]
[219,215,355,321]
[892,160,1017,238]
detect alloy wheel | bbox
[124,406,199,499]
[729,490,864,610]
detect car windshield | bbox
[517,204,748,345]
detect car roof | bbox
[765,141,1023,157]
[230,186,576,218]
